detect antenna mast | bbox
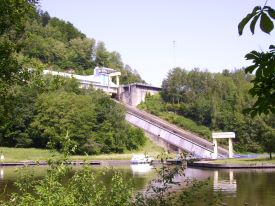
[173,40,176,68]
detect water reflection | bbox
[130,164,153,175]
[0,168,4,180]
[0,165,275,205]
[213,170,236,195]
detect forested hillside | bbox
[18,9,144,84]
[3,74,146,154]
[0,1,145,154]
[139,68,275,152]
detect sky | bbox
[40,0,275,86]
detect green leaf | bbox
[260,12,274,34]
[256,67,263,77]
[271,107,275,114]
[238,13,254,35]
[263,65,272,77]
[250,14,260,34]
[245,51,259,60]
[252,6,261,14]
[245,65,258,73]
[243,108,251,115]
[266,6,275,19]
[251,110,258,118]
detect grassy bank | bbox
[0,147,59,162]
[137,94,212,141]
[213,156,275,164]
[72,137,165,161]
[0,138,164,162]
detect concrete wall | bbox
[124,106,229,159]
[79,82,118,94]
[144,131,179,152]
[120,84,161,106]
[125,113,215,159]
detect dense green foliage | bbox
[18,9,144,84]
[1,159,133,206]
[0,0,143,85]
[138,94,212,140]
[0,1,145,155]
[0,73,145,154]
[237,4,275,156]
[0,0,37,134]
[239,4,275,116]
[141,68,275,152]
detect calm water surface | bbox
[0,165,275,206]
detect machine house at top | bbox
[43,67,121,95]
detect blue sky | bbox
[40,0,274,86]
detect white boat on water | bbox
[131,164,153,175]
[130,154,154,164]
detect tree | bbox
[0,0,37,36]
[30,91,97,151]
[95,42,110,67]
[0,0,37,86]
[120,65,145,84]
[239,4,275,116]
[39,10,51,26]
[0,0,37,82]
[48,17,85,41]
[161,67,187,104]
[262,129,275,159]
[67,37,95,70]
[151,67,275,152]
[0,0,38,147]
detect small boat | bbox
[130,164,153,174]
[130,154,154,164]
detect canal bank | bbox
[0,159,182,167]
[188,159,275,169]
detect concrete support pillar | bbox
[228,138,233,158]
[107,76,110,90]
[213,138,218,159]
[116,75,119,86]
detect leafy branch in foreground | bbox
[134,152,223,206]
[239,3,275,116]
[238,4,275,35]
[1,164,133,206]
[0,136,133,206]
[134,153,185,206]
[243,46,275,116]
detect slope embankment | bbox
[124,104,228,159]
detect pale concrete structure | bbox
[212,132,235,159]
[213,170,236,194]
[119,83,161,106]
[125,105,229,158]
[43,67,121,95]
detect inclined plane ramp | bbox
[125,105,229,159]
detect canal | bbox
[0,165,275,205]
